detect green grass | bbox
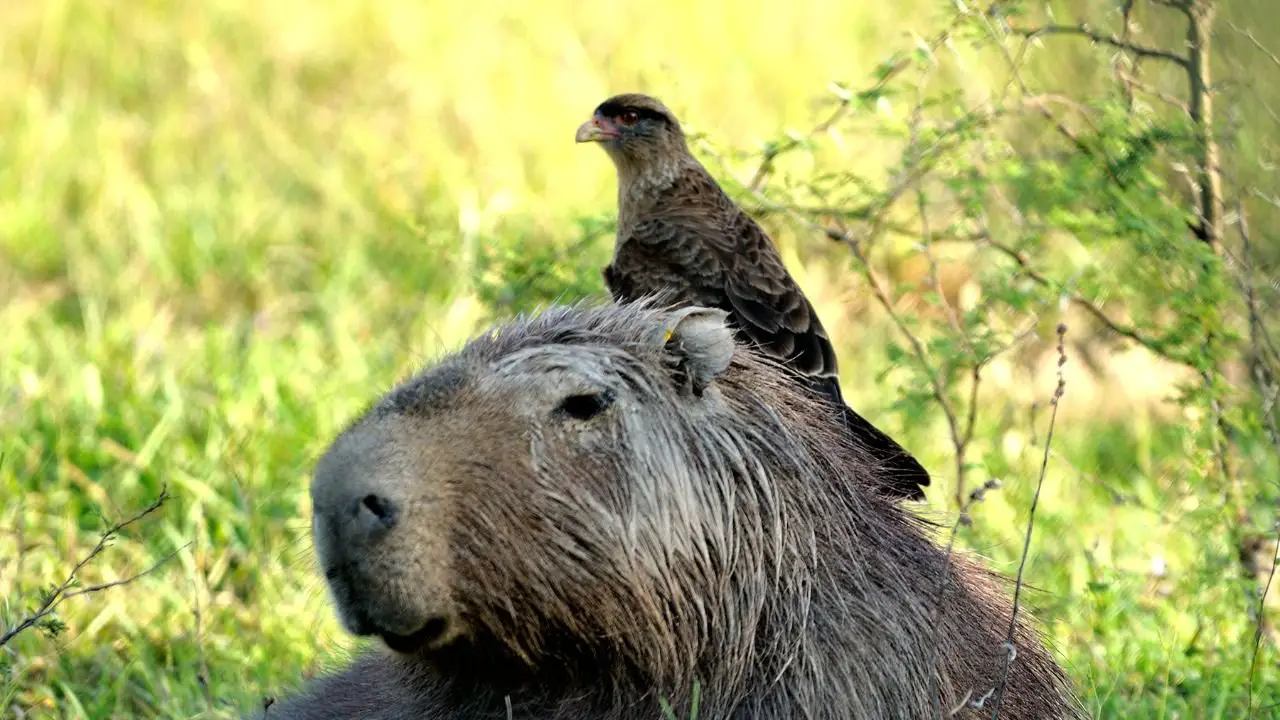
[2,0,1278,717]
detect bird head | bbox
[575,93,688,170]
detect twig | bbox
[1227,20,1280,69]
[1248,532,1280,719]
[989,322,1068,719]
[746,202,982,242]
[740,92,1096,249]
[847,112,1002,244]
[1114,70,1191,115]
[192,537,215,713]
[1239,196,1280,719]
[1240,200,1280,443]
[1011,24,1189,68]
[930,477,1003,717]
[0,488,178,648]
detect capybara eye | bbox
[556,391,614,421]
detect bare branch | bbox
[990,322,1068,719]
[1115,70,1191,114]
[1230,202,1280,373]
[1255,189,1280,212]
[1227,20,1280,69]
[0,488,178,648]
[1257,97,1280,130]
[1012,24,1189,68]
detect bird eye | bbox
[618,110,639,125]
[556,391,615,421]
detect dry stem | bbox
[0,488,180,648]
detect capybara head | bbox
[302,300,1081,719]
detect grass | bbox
[1,0,1277,717]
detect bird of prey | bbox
[575,92,931,501]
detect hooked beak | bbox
[575,116,620,143]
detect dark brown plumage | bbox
[576,92,931,501]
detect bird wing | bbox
[716,209,842,381]
[608,170,840,384]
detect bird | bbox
[575,92,931,502]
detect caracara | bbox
[576,92,931,501]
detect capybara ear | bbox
[655,306,735,395]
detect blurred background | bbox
[1,0,1277,717]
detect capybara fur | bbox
[256,300,1083,719]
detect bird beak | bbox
[575,117,619,143]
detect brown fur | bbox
[251,299,1084,720]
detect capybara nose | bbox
[380,616,458,655]
[353,492,399,535]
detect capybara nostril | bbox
[379,616,456,655]
[357,493,398,531]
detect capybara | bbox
[254,300,1082,719]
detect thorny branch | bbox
[0,488,181,649]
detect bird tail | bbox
[815,376,931,502]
